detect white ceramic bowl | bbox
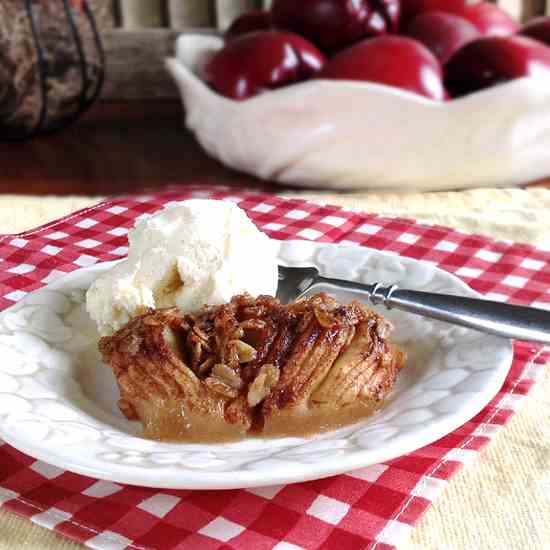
[166,34,550,192]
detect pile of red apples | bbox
[203,0,550,101]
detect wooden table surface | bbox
[0,101,272,196]
[1,100,548,195]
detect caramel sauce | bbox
[136,400,247,443]
[261,401,381,439]
[139,399,381,443]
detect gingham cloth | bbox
[0,185,548,550]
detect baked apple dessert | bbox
[99,293,405,442]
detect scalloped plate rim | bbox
[0,241,513,489]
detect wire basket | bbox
[0,0,104,141]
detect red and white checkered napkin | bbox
[0,185,549,550]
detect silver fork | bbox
[276,265,550,344]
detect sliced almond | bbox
[232,340,257,363]
[119,333,141,355]
[314,307,337,328]
[204,376,238,399]
[247,364,280,407]
[240,319,267,331]
[212,363,243,389]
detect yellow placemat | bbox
[1,188,549,550]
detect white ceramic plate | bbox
[0,241,512,489]
[166,34,550,192]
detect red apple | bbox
[318,36,446,100]
[401,0,466,23]
[445,35,550,97]
[521,16,550,47]
[271,0,400,53]
[203,31,326,100]
[401,0,518,36]
[460,2,519,37]
[225,10,273,40]
[405,11,480,65]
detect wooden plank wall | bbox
[88,0,116,28]
[101,29,218,99]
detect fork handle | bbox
[318,277,550,344]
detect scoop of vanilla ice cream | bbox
[86,199,278,335]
